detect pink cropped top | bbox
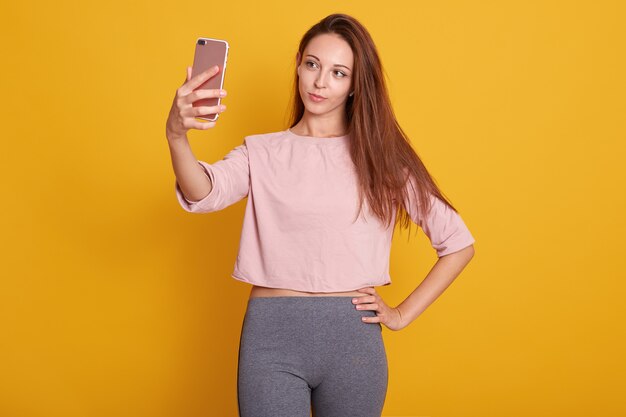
[174,129,475,293]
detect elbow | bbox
[179,203,218,214]
[457,243,475,260]
[175,176,222,213]
[438,243,475,260]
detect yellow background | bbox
[1,0,624,416]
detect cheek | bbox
[299,71,315,87]
[331,80,351,97]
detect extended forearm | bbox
[396,245,475,328]
[167,136,212,202]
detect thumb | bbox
[185,66,191,82]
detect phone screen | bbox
[191,38,229,122]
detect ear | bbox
[295,52,301,76]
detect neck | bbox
[292,110,348,138]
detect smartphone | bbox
[191,37,229,122]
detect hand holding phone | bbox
[165,38,229,142]
[190,37,229,122]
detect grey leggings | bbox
[237,296,388,417]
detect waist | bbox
[249,285,366,299]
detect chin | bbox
[302,98,340,112]
[303,105,329,115]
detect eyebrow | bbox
[306,54,351,71]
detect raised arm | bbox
[167,138,213,202]
[165,65,234,211]
[173,142,250,213]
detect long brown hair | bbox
[288,13,461,236]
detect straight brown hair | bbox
[289,13,461,236]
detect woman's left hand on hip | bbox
[353,287,405,331]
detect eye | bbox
[305,60,318,69]
[334,70,347,78]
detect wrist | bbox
[395,306,407,330]
[166,128,188,144]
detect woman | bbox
[165,13,475,417]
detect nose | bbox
[314,71,327,89]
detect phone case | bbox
[191,37,229,122]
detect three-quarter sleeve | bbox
[403,175,476,257]
[174,142,250,213]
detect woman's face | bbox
[297,33,354,118]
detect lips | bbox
[308,92,326,102]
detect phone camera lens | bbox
[198,40,206,45]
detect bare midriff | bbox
[249,285,366,299]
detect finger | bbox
[185,88,227,104]
[184,104,226,117]
[360,288,378,299]
[182,116,217,129]
[357,287,375,294]
[361,315,380,323]
[188,119,217,130]
[352,295,367,304]
[356,303,378,311]
[186,66,192,82]
[179,65,220,96]
[353,295,376,305]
